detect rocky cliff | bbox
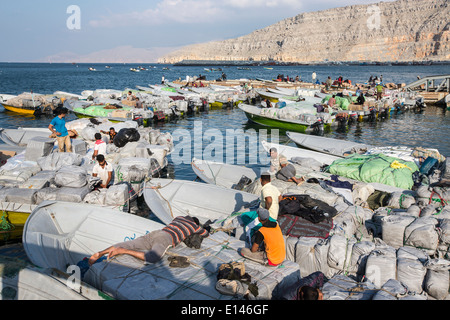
[158,0,449,64]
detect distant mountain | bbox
[158,0,450,64]
[40,45,181,64]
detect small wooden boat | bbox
[23,201,164,271]
[143,178,260,225]
[1,103,42,115]
[256,89,300,103]
[0,202,36,244]
[0,243,110,300]
[191,158,258,189]
[238,103,333,133]
[261,140,339,166]
[287,131,373,157]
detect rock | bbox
[159,0,449,64]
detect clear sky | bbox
[0,0,394,62]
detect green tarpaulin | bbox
[326,154,419,190]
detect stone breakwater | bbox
[159,0,450,64]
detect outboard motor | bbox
[311,118,324,133]
[335,112,349,127]
[187,100,195,115]
[379,108,388,120]
[200,98,209,113]
[415,97,426,110]
[368,107,376,122]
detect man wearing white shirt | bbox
[260,172,282,221]
[92,155,113,189]
[92,133,107,161]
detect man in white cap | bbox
[239,208,286,267]
[260,172,281,220]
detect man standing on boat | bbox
[48,107,72,153]
[375,83,384,100]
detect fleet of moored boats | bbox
[0,75,449,301]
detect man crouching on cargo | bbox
[88,216,209,266]
[239,208,286,267]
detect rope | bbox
[0,211,14,232]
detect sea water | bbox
[0,62,449,182]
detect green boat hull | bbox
[73,111,152,127]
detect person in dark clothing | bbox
[357,93,366,105]
[276,271,326,300]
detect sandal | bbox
[167,256,190,268]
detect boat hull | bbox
[0,203,36,244]
[2,104,40,115]
[242,108,328,133]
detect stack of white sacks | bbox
[283,184,450,300]
[238,155,450,300]
[0,118,173,213]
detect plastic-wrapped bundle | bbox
[65,118,95,132]
[350,241,376,276]
[135,144,169,168]
[25,137,55,161]
[19,170,56,189]
[423,259,450,300]
[105,183,130,210]
[331,206,373,239]
[403,217,439,255]
[387,192,416,209]
[419,204,437,217]
[406,205,421,217]
[381,215,416,249]
[327,235,357,273]
[0,161,41,184]
[396,256,426,294]
[156,132,174,153]
[54,165,88,188]
[0,187,10,202]
[371,279,429,300]
[81,126,99,141]
[4,188,38,204]
[290,157,323,171]
[34,186,90,204]
[293,237,330,278]
[439,219,450,245]
[37,152,83,171]
[114,158,150,185]
[322,275,378,300]
[365,247,397,288]
[83,189,107,205]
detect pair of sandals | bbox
[167,255,190,268]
